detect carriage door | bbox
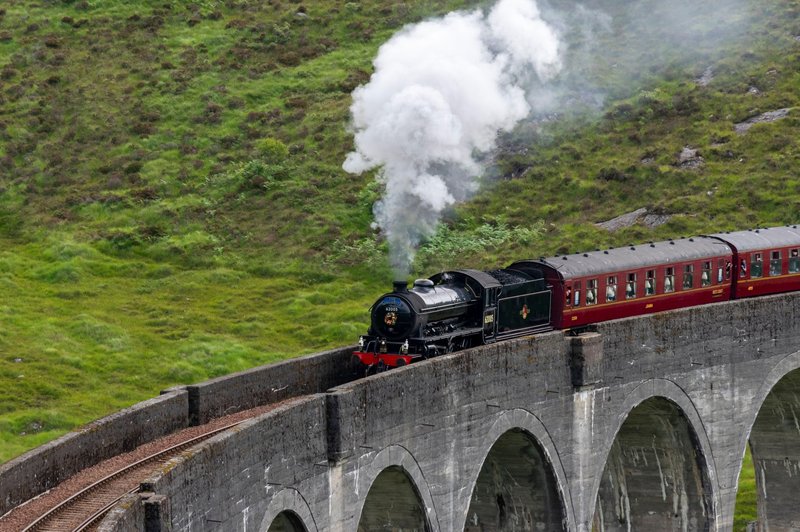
[483,288,497,342]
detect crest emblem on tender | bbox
[384,312,398,326]
[520,304,530,320]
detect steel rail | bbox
[22,420,242,532]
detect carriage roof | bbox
[707,226,800,253]
[511,236,732,280]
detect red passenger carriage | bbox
[511,237,734,329]
[709,226,800,299]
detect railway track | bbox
[21,421,242,532]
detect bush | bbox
[256,137,289,163]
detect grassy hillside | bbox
[0,1,797,526]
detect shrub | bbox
[256,137,289,162]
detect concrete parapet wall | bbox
[327,332,570,463]
[140,395,330,531]
[187,345,358,425]
[0,389,189,516]
[97,493,145,532]
[594,292,800,382]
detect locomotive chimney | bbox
[393,280,408,292]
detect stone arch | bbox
[266,511,306,532]
[259,488,317,532]
[736,350,800,530]
[353,444,438,531]
[591,379,717,531]
[460,408,573,531]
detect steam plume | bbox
[343,0,562,277]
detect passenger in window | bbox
[701,271,709,285]
[664,276,673,293]
[565,287,572,305]
[645,279,653,295]
[740,260,747,275]
[606,284,616,302]
[626,282,635,298]
[725,261,731,279]
[586,290,596,304]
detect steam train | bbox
[354,226,800,371]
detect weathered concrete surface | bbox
[466,429,565,530]
[104,292,800,532]
[187,345,358,424]
[0,389,189,516]
[749,369,800,531]
[137,395,329,531]
[98,493,145,532]
[593,397,710,531]
[358,466,429,530]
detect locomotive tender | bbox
[354,226,800,372]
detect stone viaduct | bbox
[6,293,800,531]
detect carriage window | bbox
[586,279,598,305]
[718,259,725,283]
[664,267,675,293]
[606,276,617,302]
[645,270,655,295]
[770,251,782,276]
[626,273,637,299]
[574,281,581,307]
[683,264,694,289]
[701,261,711,287]
[790,249,800,273]
[751,253,763,278]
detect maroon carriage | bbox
[709,226,800,299]
[510,237,734,329]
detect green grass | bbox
[0,0,793,522]
[734,446,758,531]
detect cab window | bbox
[751,253,763,278]
[770,251,782,276]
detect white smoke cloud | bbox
[344,0,562,277]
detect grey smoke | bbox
[343,0,562,277]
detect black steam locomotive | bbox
[353,267,553,372]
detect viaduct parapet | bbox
[9,293,800,532]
